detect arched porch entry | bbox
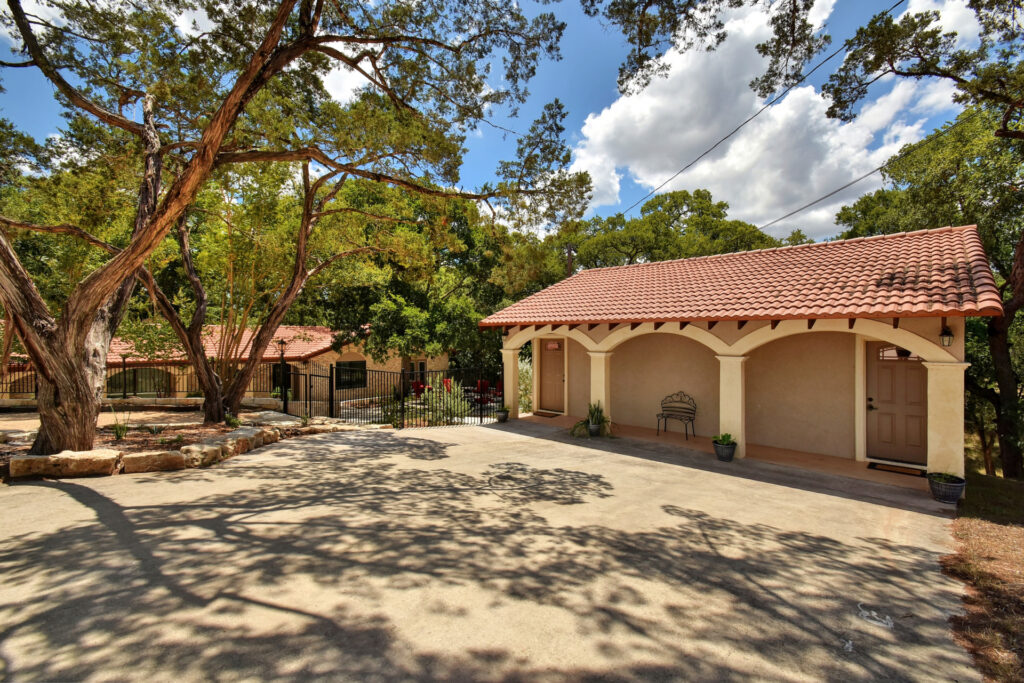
[501,317,968,477]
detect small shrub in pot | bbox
[713,433,737,462]
[926,472,966,504]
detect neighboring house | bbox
[480,225,1003,478]
[1,325,448,405]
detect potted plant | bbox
[926,472,966,504]
[495,405,510,423]
[570,402,611,438]
[712,433,737,461]
[587,402,609,436]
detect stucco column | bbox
[588,351,613,421]
[716,355,747,458]
[854,336,867,461]
[501,347,520,419]
[922,361,970,478]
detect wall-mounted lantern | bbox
[939,318,954,347]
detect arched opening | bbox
[746,332,856,459]
[610,333,719,436]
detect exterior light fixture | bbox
[939,318,954,347]
[276,338,287,355]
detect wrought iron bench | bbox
[656,391,696,439]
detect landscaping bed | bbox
[943,472,1024,682]
[0,425,235,480]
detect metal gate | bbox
[277,361,503,428]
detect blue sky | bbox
[0,0,974,239]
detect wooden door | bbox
[866,342,927,465]
[539,339,565,413]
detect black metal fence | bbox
[2,358,505,430]
[1,360,279,401]
[0,363,36,398]
[278,361,504,428]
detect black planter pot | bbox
[714,442,736,462]
[927,473,966,504]
[495,410,509,423]
[588,423,601,437]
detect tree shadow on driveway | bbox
[0,430,975,681]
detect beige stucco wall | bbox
[566,338,591,417]
[746,332,856,459]
[609,334,719,436]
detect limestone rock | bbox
[10,448,122,478]
[122,450,187,474]
[180,443,223,467]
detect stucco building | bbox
[481,225,1003,478]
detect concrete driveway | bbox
[0,421,975,681]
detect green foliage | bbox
[518,358,534,414]
[713,433,735,445]
[225,413,241,428]
[422,380,473,425]
[110,408,131,441]
[571,401,611,437]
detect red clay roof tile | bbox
[110,325,335,364]
[480,225,1003,327]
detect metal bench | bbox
[656,391,696,439]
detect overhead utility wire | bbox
[622,0,908,214]
[756,107,983,230]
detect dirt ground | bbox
[944,473,1024,682]
[0,409,217,432]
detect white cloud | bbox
[322,64,366,104]
[570,1,967,239]
[901,0,980,47]
[175,7,215,38]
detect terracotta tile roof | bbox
[110,325,335,364]
[480,225,1004,327]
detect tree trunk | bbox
[30,346,104,454]
[987,315,1023,478]
[222,281,306,417]
[31,96,162,454]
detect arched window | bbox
[877,345,920,361]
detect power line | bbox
[622,0,908,214]
[757,107,983,230]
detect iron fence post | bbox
[399,369,406,429]
[306,368,311,418]
[329,364,335,418]
[121,356,127,399]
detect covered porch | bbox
[518,412,930,492]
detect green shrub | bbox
[423,380,473,425]
[225,413,241,428]
[571,402,611,437]
[713,433,735,445]
[518,358,533,413]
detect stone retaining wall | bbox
[9,422,386,479]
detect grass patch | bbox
[943,470,1024,681]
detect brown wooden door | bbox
[866,342,927,465]
[539,339,565,413]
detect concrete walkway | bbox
[0,422,975,681]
